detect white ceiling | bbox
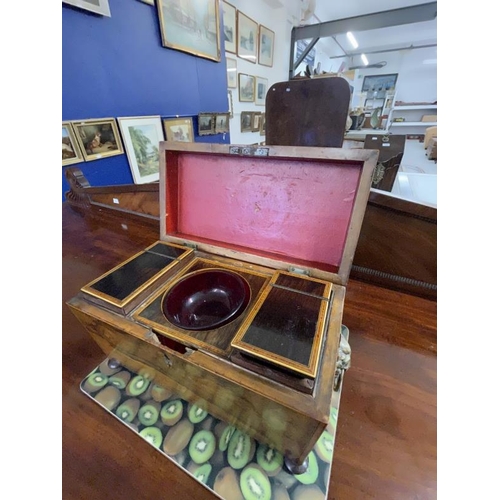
[299,0,437,60]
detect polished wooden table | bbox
[62,203,437,499]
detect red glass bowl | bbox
[162,269,251,331]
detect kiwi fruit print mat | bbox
[80,327,348,500]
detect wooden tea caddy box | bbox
[67,142,377,467]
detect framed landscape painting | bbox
[163,117,194,142]
[117,116,165,184]
[198,113,215,135]
[240,111,253,132]
[215,113,230,134]
[258,25,274,67]
[72,118,124,162]
[238,73,255,102]
[237,11,258,63]
[63,0,111,16]
[222,1,237,53]
[156,0,220,62]
[62,121,84,167]
[255,76,268,106]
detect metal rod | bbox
[329,43,437,59]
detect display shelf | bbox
[390,104,437,111]
[391,121,437,127]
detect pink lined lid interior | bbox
[165,152,363,272]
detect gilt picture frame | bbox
[198,113,215,136]
[163,117,195,143]
[240,111,253,132]
[237,11,258,63]
[238,73,255,102]
[117,116,164,184]
[258,25,274,67]
[72,118,124,162]
[156,0,221,62]
[215,113,230,134]
[255,76,268,106]
[252,112,261,132]
[222,1,237,53]
[62,121,84,167]
[62,0,111,16]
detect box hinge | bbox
[229,145,269,156]
[287,266,310,276]
[184,242,198,250]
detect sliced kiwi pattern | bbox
[256,444,283,477]
[125,375,150,397]
[189,430,216,464]
[138,401,160,427]
[188,403,208,424]
[81,356,342,499]
[160,400,183,426]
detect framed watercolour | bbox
[255,76,268,106]
[198,113,215,136]
[226,57,237,88]
[228,90,234,118]
[62,121,84,167]
[72,118,124,162]
[259,25,274,67]
[240,112,253,132]
[260,113,266,136]
[238,73,255,102]
[222,1,237,53]
[163,117,194,142]
[117,116,164,184]
[215,113,230,134]
[237,11,258,63]
[62,0,111,16]
[156,0,220,62]
[252,112,261,132]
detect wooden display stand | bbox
[67,142,377,465]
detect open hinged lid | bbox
[159,143,378,285]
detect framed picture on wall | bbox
[198,113,215,136]
[255,76,268,106]
[240,111,253,132]
[62,121,84,167]
[260,113,266,136]
[258,25,274,67]
[62,0,111,17]
[226,57,237,88]
[238,73,255,102]
[72,118,124,162]
[215,113,230,134]
[252,112,261,132]
[163,117,195,142]
[222,1,237,53]
[156,0,221,62]
[237,11,258,63]
[117,116,165,184]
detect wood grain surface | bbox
[62,204,436,500]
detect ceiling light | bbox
[361,53,369,66]
[346,31,358,49]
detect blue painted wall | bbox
[62,0,229,200]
